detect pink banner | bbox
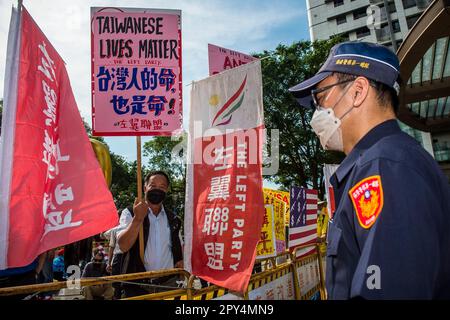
[208,43,257,76]
[91,8,182,136]
[0,6,118,269]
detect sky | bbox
[0,0,310,188]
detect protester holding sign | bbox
[117,171,183,297]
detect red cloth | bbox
[3,6,118,268]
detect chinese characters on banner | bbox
[184,61,265,293]
[208,43,257,76]
[263,192,286,254]
[263,188,290,226]
[248,273,296,300]
[296,255,321,299]
[256,205,276,259]
[0,6,118,269]
[273,198,287,253]
[91,7,182,136]
[289,186,318,259]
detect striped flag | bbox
[289,186,318,258]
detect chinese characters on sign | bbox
[264,193,286,254]
[256,204,276,259]
[200,143,252,273]
[248,274,295,300]
[296,255,321,299]
[264,188,290,226]
[91,8,182,136]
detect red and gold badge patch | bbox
[349,175,383,229]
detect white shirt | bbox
[104,223,122,265]
[117,206,174,271]
[109,228,122,256]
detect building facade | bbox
[307,0,450,182]
[307,0,431,50]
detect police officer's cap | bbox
[289,41,401,109]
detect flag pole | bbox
[136,136,143,201]
[136,136,145,263]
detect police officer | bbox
[289,41,450,299]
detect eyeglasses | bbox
[311,79,355,110]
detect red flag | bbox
[0,5,118,270]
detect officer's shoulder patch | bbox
[348,175,383,229]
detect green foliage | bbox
[143,135,186,219]
[83,119,143,212]
[254,39,346,198]
[110,156,146,213]
[83,118,183,215]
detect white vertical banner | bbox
[0,5,21,269]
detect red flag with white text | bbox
[184,61,265,293]
[0,5,118,270]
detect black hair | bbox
[333,72,400,114]
[144,170,171,186]
[93,248,104,257]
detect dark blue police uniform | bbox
[289,41,450,299]
[327,119,450,299]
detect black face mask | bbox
[146,189,166,205]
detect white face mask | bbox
[309,82,354,152]
[310,108,344,151]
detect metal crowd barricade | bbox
[183,250,300,301]
[291,241,327,300]
[183,260,294,300]
[122,288,189,301]
[0,240,328,300]
[185,276,241,300]
[120,268,191,300]
[0,268,189,299]
[246,261,295,300]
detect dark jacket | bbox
[81,261,108,278]
[326,120,450,299]
[120,206,183,275]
